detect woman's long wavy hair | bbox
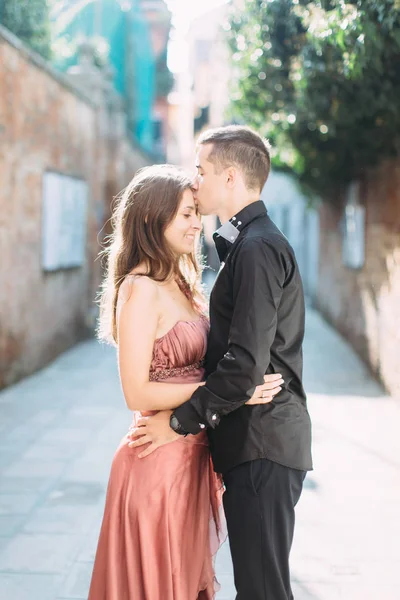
[97,165,204,345]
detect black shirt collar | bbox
[213,200,267,261]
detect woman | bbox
[88,165,284,600]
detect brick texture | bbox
[317,160,400,398]
[0,31,150,388]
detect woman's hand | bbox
[245,373,284,405]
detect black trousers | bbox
[222,458,306,600]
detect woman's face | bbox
[164,188,202,256]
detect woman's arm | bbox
[128,381,205,411]
[117,277,204,411]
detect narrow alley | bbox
[0,308,399,599]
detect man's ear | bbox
[226,166,236,188]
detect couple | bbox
[89,126,312,600]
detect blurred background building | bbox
[0,0,399,402]
[166,2,230,169]
[51,0,172,155]
[166,2,231,273]
[0,0,172,388]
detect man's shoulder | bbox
[241,216,294,255]
[232,218,299,284]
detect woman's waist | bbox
[149,362,205,383]
[130,365,206,443]
[128,415,208,446]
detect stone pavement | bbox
[0,308,399,600]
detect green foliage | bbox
[0,0,52,60]
[227,0,400,200]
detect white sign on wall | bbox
[342,181,365,270]
[42,172,88,271]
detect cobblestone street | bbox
[0,308,399,600]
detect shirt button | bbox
[238,221,242,226]
[232,217,236,221]
[199,423,206,429]
[211,414,218,421]
[230,236,235,241]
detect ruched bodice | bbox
[150,315,209,379]
[116,275,209,379]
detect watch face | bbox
[170,414,180,432]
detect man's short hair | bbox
[197,125,271,192]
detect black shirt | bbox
[173,200,313,474]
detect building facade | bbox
[316,161,400,399]
[51,0,172,157]
[0,25,150,389]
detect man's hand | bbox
[127,410,180,458]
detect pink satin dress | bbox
[88,315,225,600]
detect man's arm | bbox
[173,237,286,434]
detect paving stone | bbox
[0,476,50,494]
[59,561,93,599]
[75,518,102,563]
[30,410,60,426]
[0,493,39,515]
[0,515,25,536]
[0,573,61,600]
[39,428,95,445]
[63,460,115,485]
[0,533,82,573]
[0,452,19,474]
[21,442,84,463]
[2,423,42,446]
[3,460,66,479]
[44,482,106,506]
[23,506,98,535]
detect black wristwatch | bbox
[170,413,189,436]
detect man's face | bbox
[192,144,227,216]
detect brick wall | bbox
[317,160,400,398]
[0,28,150,388]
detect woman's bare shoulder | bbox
[116,276,160,329]
[120,274,159,305]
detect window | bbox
[342,181,365,270]
[42,172,88,271]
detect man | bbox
[130,125,312,600]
